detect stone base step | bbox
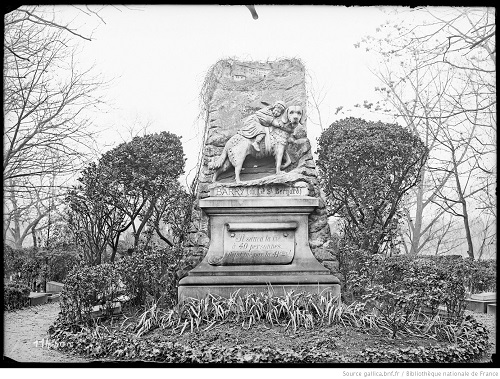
[470,292,496,301]
[29,292,48,306]
[47,293,60,303]
[179,283,340,302]
[465,298,496,313]
[487,303,496,316]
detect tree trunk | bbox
[461,203,475,260]
[109,233,121,262]
[95,251,102,265]
[453,154,475,260]
[134,197,157,249]
[409,171,425,255]
[154,219,174,247]
[32,226,38,249]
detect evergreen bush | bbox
[4,281,31,310]
[340,252,478,335]
[59,263,123,324]
[116,245,184,308]
[57,245,185,324]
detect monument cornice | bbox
[199,196,318,214]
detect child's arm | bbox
[271,118,294,133]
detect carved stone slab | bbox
[208,222,296,265]
[470,292,496,301]
[223,230,294,265]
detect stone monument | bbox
[178,59,340,300]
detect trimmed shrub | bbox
[339,252,476,337]
[359,256,439,337]
[57,245,185,324]
[59,263,123,324]
[403,256,495,295]
[317,117,428,255]
[116,245,184,309]
[362,255,468,322]
[465,259,496,294]
[4,281,31,311]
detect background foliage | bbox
[4,245,80,290]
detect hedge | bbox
[4,282,31,311]
[58,245,184,324]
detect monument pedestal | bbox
[178,193,340,301]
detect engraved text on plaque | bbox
[208,222,296,265]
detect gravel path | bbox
[3,303,496,363]
[3,302,87,363]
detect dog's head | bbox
[281,106,305,126]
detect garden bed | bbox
[141,320,449,362]
[48,305,493,364]
[4,302,496,364]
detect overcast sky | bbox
[56,5,401,184]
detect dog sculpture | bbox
[212,106,305,184]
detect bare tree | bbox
[4,19,105,183]
[429,98,490,259]
[362,51,466,256]
[3,176,59,249]
[357,7,495,258]
[305,71,333,132]
[431,215,463,256]
[3,6,109,247]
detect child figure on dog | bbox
[212,104,304,184]
[237,100,287,153]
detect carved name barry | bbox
[210,185,306,197]
[208,222,296,265]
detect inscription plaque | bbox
[208,222,296,265]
